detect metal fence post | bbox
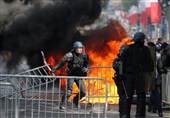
[15,91,19,118]
[104,81,108,118]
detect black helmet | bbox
[73,41,83,48]
[132,32,146,42]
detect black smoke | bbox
[0,0,109,70]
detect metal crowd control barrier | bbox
[89,66,119,104]
[0,65,109,118]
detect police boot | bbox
[158,112,163,117]
[60,102,66,111]
[60,95,67,111]
[119,96,125,117]
[73,96,80,109]
[136,94,146,117]
[60,104,66,110]
[121,97,132,118]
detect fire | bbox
[47,20,132,104]
[84,37,132,104]
[47,38,131,104]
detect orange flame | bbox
[47,54,67,89]
[86,38,132,104]
[47,20,132,104]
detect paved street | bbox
[1,98,170,118]
[107,104,170,118]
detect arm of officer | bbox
[51,52,72,73]
[82,54,90,73]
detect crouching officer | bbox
[112,44,129,117]
[51,41,90,110]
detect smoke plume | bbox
[0,0,109,73]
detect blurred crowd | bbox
[147,37,170,117]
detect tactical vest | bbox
[68,52,85,74]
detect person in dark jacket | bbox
[51,41,90,110]
[148,43,166,117]
[121,32,154,118]
[161,44,170,112]
[112,44,129,117]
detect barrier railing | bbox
[89,66,119,104]
[0,74,108,118]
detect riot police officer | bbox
[112,44,129,117]
[121,32,154,118]
[51,41,90,110]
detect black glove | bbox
[82,67,89,73]
[51,65,60,73]
[51,69,56,73]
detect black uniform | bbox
[52,50,90,108]
[113,55,126,117]
[121,43,154,118]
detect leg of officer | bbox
[136,91,146,118]
[73,79,86,107]
[121,76,134,118]
[60,78,75,109]
[117,80,126,117]
[135,74,146,118]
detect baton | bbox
[41,51,55,76]
[121,80,129,99]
